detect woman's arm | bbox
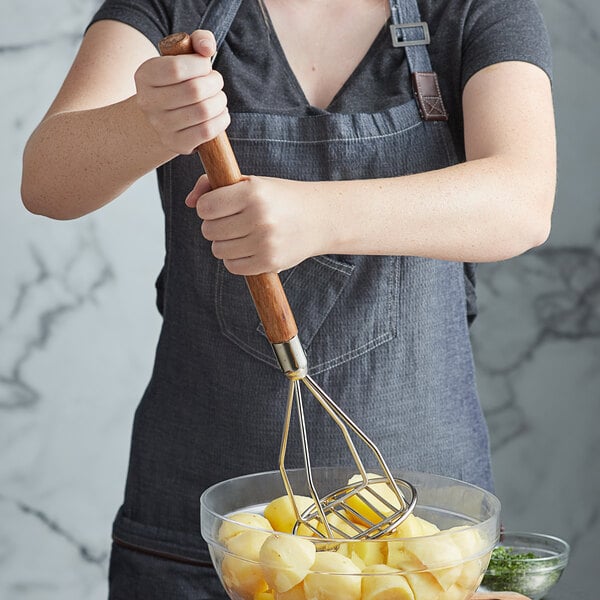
[21,21,229,220]
[188,60,556,275]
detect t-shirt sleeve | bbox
[87,0,172,49]
[461,0,553,90]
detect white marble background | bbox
[1,0,598,599]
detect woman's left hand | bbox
[185,174,329,275]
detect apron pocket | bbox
[215,255,399,374]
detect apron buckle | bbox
[389,22,430,47]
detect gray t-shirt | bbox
[89,0,552,159]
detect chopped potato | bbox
[387,541,423,571]
[344,474,402,526]
[316,510,365,538]
[448,526,487,589]
[264,495,317,535]
[436,583,472,600]
[405,572,443,600]
[219,512,274,546]
[361,564,415,600]
[339,539,387,569]
[222,530,271,600]
[304,551,362,600]
[219,481,493,600]
[405,537,463,591]
[274,583,306,600]
[259,534,316,592]
[393,514,440,538]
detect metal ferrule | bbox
[272,336,308,380]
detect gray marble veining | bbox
[1,229,114,410]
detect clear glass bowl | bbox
[200,467,501,600]
[480,531,570,600]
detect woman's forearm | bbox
[21,95,174,220]
[316,154,555,263]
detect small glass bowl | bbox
[480,531,569,600]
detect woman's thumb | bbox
[190,30,216,58]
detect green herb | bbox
[481,546,563,598]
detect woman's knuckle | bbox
[201,120,219,140]
[263,254,279,274]
[200,218,212,237]
[186,78,205,103]
[181,140,198,155]
[168,61,186,82]
[191,102,208,123]
[224,259,241,275]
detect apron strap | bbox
[198,0,447,122]
[197,0,243,52]
[388,0,448,121]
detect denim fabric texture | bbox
[108,0,494,596]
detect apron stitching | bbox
[311,332,395,374]
[227,120,422,145]
[225,332,277,364]
[312,255,355,275]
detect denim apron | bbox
[108,0,493,597]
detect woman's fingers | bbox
[146,70,225,110]
[161,90,228,132]
[171,109,231,155]
[187,176,325,276]
[191,177,249,217]
[190,29,217,58]
[185,174,212,207]
[134,29,228,154]
[135,53,213,88]
[201,211,254,244]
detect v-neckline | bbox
[259,5,392,113]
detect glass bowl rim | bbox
[493,531,570,565]
[200,467,501,545]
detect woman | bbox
[21,0,556,597]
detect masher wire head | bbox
[278,377,417,540]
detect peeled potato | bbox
[447,526,486,588]
[304,551,361,600]
[437,583,472,600]
[264,495,317,534]
[387,514,443,571]
[405,572,443,600]
[393,514,440,538]
[345,474,402,526]
[361,564,415,600]
[405,537,462,591]
[447,526,483,556]
[259,533,316,593]
[219,512,274,545]
[275,583,306,600]
[339,539,387,569]
[386,542,423,571]
[222,530,270,600]
[316,510,365,538]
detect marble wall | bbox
[1,0,598,598]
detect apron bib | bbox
[109,1,493,597]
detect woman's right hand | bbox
[134,30,230,155]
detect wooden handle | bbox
[159,33,299,344]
